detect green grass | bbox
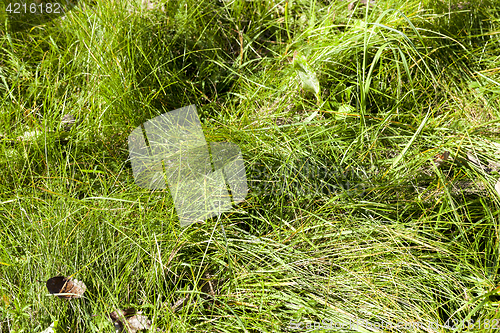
[2,0,500,332]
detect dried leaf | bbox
[46,276,86,299]
[126,315,151,333]
[110,308,137,321]
[495,179,500,197]
[110,309,152,333]
[61,114,76,132]
[433,151,450,168]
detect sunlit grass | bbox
[1,0,500,332]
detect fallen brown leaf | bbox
[433,151,450,168]
[109,309,152,333]
[46,276,86,299]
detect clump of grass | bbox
[1,0,500,332]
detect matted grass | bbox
[1,0,500,332]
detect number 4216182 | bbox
[6,2,63,14]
